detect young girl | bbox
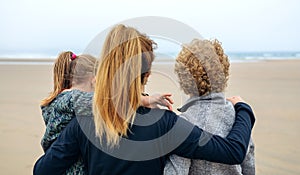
[40,52,98,174]
[164,39,255,175]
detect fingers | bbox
[141,93,174,111]
[156,94,173,111]
[161,98,173,111]
[161,93,174,104]
[226,96,245,105]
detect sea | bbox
[157,51,300,62]
[0,51,300,65]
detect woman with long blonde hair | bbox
[34,24,255,175]
[92,24,158,147]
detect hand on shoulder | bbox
[226,96,245,105]
[141,93,174,111]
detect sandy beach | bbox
[0,59,300,174]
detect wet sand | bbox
[0,59,300,174]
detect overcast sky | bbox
[1,0,299,57]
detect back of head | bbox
[41,51,73,106]
[93,24,155,147]
[175,39,230,97]
[70,54,98,86]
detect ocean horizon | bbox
[0,51,300,65]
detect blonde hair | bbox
[175,39,230,96]
[41,51,73,106]
[71,54,98,86]
[41,52,98,106]
[93,24,155,147]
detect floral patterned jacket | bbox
[41,89,93,175]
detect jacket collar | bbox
[177,93,225,112]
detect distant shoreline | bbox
[1,57,300,65]
[0,58,55,65]
[0,58,55,62]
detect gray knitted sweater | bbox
[164,93,255,175]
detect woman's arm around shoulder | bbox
[171,97,255,165]
[33,118,82,175]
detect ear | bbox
[144,72,150,78]
[142,72,151,85]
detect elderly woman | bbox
[164,39,255,175]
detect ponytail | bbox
[40,51,73,106]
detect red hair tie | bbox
[71,53,77,60]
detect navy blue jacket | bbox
[34,102,255,175]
